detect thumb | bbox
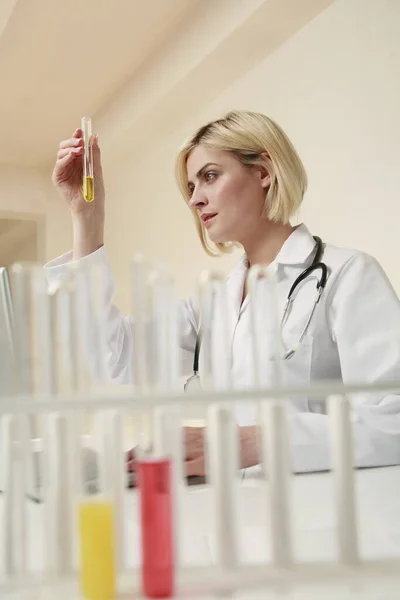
[92,134,102,171]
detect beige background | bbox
[0,0,399,314]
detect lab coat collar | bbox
[226,223,318,319]
[272,223,318,267]
[238,223,318,270]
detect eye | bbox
[187,183,194,197]
[204,171,217,182]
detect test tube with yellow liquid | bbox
[78,496,116,600]
[81,116,94,203]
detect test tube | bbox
[31,267,59,396]
[149,268,180,392]
[206,402,239,570]
[149,269,184,565]
[44,412,76,577]
[198,271,239,569]
[86,262,109,388]
[81,117,94,203]
[131,254,150,392]
[10,264,41,499]
[95,410,125,570]
[327,395,359,565]
[80,405,115,600]
[246,265,283,389]
[57,273,79,392]
[197,270,227,391]
[260,400,293,568]
[137,457,174,598]
[1,414,14,578]
[1,414,29,578]
[56,270,85,496]
[78,495,116,600]
[131,255,152,454]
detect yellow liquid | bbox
[83,176,94,202]
[79,501,115,600]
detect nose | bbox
[188,187,208,209]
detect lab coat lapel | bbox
[225,256,248,341]
[223,224,318,344]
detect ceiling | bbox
[0,0,200,167]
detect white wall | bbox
[0,164,72,263]
[99,0,400,313]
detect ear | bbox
[259,151,271,190]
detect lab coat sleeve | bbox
[44,246,198,385]
[288,252,400,473]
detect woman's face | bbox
[186,145,270,245]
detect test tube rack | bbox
[1,385,400,600]
[0,260,399,599]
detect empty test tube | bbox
[247,265,283,388]
[197,270,227,391]
[131,254,150,392]
[44,413,76,577]
[9,263,34,396]
[328,395,359,565]
[32,267,59,395]
[198,272,239,568]
[260,401,293,568]
[82,116,94,203]
[149,268,181,392]
[131,255,152,453]
[1,414,29,578]
[1,415,14,578]
[10,264,41,496]
[207,403,239,570]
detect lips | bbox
[201,213,217,225]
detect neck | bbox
[242,221,297,267]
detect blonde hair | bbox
[175,110,308,256]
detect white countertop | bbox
[1,465,400,599]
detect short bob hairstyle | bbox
[175,110,308,256]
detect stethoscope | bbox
[184,236,328,392]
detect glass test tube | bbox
[78,496,116,600]
[78,405,117,599]
[137,456,174,598]
[81,116,94,203]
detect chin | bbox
[209,227,237,245]
[208,231,230,244]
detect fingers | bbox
[57,146,82,160]
[59,136,83,150]
[54,151,76,173]
[57,129,100,166]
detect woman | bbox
[47,110,400,475]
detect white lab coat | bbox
[45,223,400,472]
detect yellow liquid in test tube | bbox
[81,116,94,203]
[83,176,94,202]
[79,500,115,600]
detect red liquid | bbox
[137,457,174,598]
